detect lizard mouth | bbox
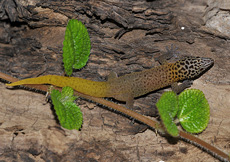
[200,57,214,72]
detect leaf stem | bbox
[0,71,229,162]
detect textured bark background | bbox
[0,0,229,161]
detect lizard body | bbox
[6,56,213,107]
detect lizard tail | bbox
[6,75,109,97]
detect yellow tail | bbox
[6,75,109,97]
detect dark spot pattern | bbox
[107,56,213,104]
[171,56,213,80]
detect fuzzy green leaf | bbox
[177,89,210,133]
[51,87,83,130]
[156,91,179,137]
[63,19,91,76]
[60,86,76,103]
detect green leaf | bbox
[63,19,91,76]
[177,89,210,133]
[51,87,83,130]
[156,91,179,137]
[60,86,76,103]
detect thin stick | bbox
[0,71,229,162]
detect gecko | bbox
[6,53,214,108]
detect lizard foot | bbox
[155,44,180,65]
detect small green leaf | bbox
[60,86,76,103]
[156,91,179,137]
[177,89,210,133]
[51,87,83,130]
[63,19,91,76]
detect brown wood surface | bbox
[0,0,229,161]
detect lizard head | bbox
[171,56,214,80]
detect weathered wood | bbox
[0,0,229,161]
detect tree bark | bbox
[0,0,229,161]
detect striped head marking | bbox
[172,56,214,80]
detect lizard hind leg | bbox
[107,71,118,81]
[113,93,134,109]
[125,96,134,109]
